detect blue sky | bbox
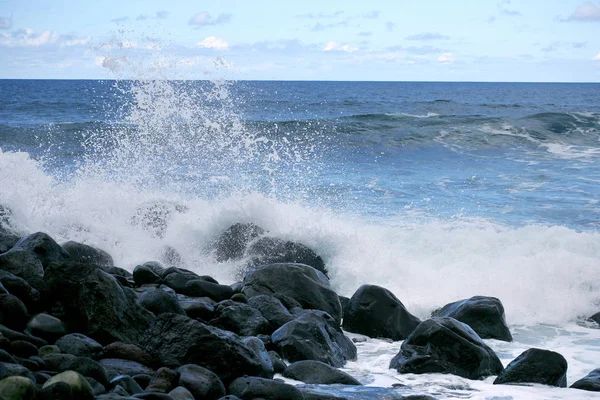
[1,0,599,81]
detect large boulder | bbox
[138,289,185,316]
[493,348,567,387]
[434,296,512,342]
[283,360,361,385]
[141,313,264,383]
[248,295,294,334]
[12,232,70,267]
[228,376,304,400]
[389,317,504,380]
[0,250,44,287]
[242,337,274,379]
[571,368,600,392]
[342,284,420,341]
[44,262,155,345]
[61,241,114,267]
[215,223,265,262]
[271,311,357,368]
[177,364,225,400]
[208,300,269,336]
[242,263,342,323]
[246,236,327,276]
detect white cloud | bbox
[0,28,58,47]
[197,36,229,50]
[438,52,454,63]
[62,36,91,47]
[593,52,600,60]
[323,41,357,52]
[567,2,600,21]
[189,12,231,26]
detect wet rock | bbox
[10,340,38,358]
[183,280,233,301]
[12,232,70,267]
[61,241,114,267]
[146,367,178,393]
[434,296,512,342]
[246,236,327,276]
[42,353,77,371]
[284,360,362,385]
[130,200,188,238]
[0,249,44,287]
[268,351,286,374]
[43,370,94,400]
[242,337,274,379]
[0,324,46,347]
[39,381,74,400]
[110,385,131,397]
[571,367,600,392]
[215,223,266,262]
[209,300,269,336]
[45,262,155,345]
[168,386,194,400]
[38,344,60,357]
[242,263,342,323]
[248,295,294,334]
[102,342,154,367]
[133,393,175,399]
[59,356,110,387]
[271,311,357,368]
[56,334,103,359]
[0,363,35,382]
[0,376,38,400]
[228,376,304,400]
[296,384,435,400]
[0,271,40,312]
[86,377,107,396]
[133,262,165,286]
[179,298,215,321]
[111,375,143,395]
[0,293,28,330]
[141,313,263,384]
[343,284,421,341]
[177,364,225,400]
[133,373,152,390]
[493,348,567,387]
[26,313,67,342]
[390,317,504,380]
[100,359,154,380]
[0,349,16,364]
[138,288,185,316]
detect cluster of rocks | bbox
[0,214,599,399]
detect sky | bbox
[0,0,599,81]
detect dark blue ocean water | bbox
[1,79,600,229]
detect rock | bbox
[208,300,269,336]
[246,236,327,276]
[38,344,60,357]
[215,223,266,262]
[180,298,215,321]
[0,376,38,400]
[40,381,74,400]
[0,363,35,382]
[26,313,67,342]
[56,334,103,359]
[10,340,38,358]
[111,375,143,395]
[571,367,600,391]
[34,371,51,385]
[133,374,152,390]
[42,353,77,371]
[146,367,178,393]
[242,337,274,379]
[0,349,16,363]
[296,384,435,400]
[271,311,357,368]
[44,262,155,345]
[132,262,165,286]
[102,343,154,367]
[130,200,188,238]
[12,232,70,267]
[110,385,131,397]
[0,271,40,311]
[248,295,294,334]
[434,296,512,342]
[284,360,361,385]
[589,311,600,325]
[493,348,567,387]
[268,351,286,374]
[0,250,44,287]
[100,359,154,380]
[0,293,28,330]
[61,241,114,267]
[183,280,234,301]
[141,313,264,384]
[86,377,107,396]
[228,376,304,400]
[0,324,46,347]
[342,284,421,341]
[168,386,194,400]
[389,317,504,380]
[242,263,342,323]
[133,393,175,399]
[230,293,247,303]
[0,234,19,255]
[59,356,110,387]
[177,364,225,400]
[43,370,94,400]
[138,289,185,316]
[338,296,349,315]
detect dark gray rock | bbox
[177,364,225,400]
[268,351,286,374]
[284,360,361,385]
[111,375,143,395]
[0,271,40,312]
[571,367,600,392]
[248,295,294,334]
[180,298,215,321]
[102,342,154,367]
[146,367,178,393]
[132,263,165,286]
[110,385,132,397]
[168,386,194,400]
[0,349,16,364]
[0,362,36,382]
[209,300,268,336]
[0,293,28,330]
[132,374,152,390]
[493,348,567,387]
[61,241,114,267]
[271,311,357,368]
[26,313,67,342]
[44,262,155,345]
[214,223,266,262]
[141,313,264,384]
[12,232,70,267]
[86,377,107,396]
[434,296,512,342]
[589,311,600,325]
[132,393,175,399]
[183,280,233,301]
[242,337,274,379]
[0,249,44,287]
[246,236,327,276]
[390,317,504,380]
[10,340,38,358]
[41,353,77,371]
[56,333,103,359]
[43,370,95,399]
[0,376,38,400]
[296,384,436,400]
[59,356,110,387]
[343,284,421,341]
[138,289,185,316]
[242,263,342,323]
[228,376,304,400]
[0,324,46,347]
[39,381,74,400]
[100,359,154,380]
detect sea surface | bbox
[1,79,600,399]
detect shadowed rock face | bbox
[283,360,362,385]
[215,223,266,262]
[343,284,421,341]
[61,241,114,267]
[245,236,327,276]
[228,376,305,400]
[494,348,567,387]
[571,368,600,392]
[390,317,504,380]
[12,232,70,267]
[434,296,512,342]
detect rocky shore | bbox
[1,210,599,399]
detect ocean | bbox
[1,79,600,399]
